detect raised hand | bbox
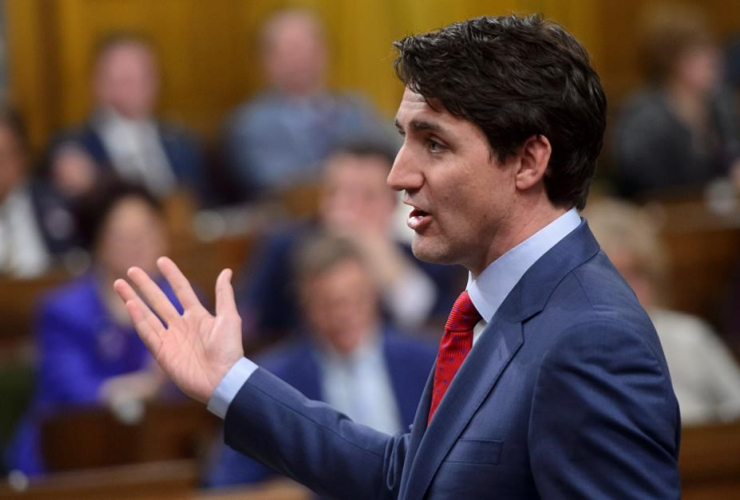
[113,257,244,404]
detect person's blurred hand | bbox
[113,257,243,404]
[99,369,163,405]
[52,144,98,198]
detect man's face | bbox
[388,88,518,275]
[262,15,327,95]
[94,43,159,120]
[97,197,167,279]
[319,153,396,235]
[301,258,379,356]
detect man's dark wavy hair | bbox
[393,14,606,210]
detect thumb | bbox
[215,269,237,317]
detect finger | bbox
[125,299,163,356]
[114,279,166,334]
[215,268,237,317]
[127,266,182,326]
[157,257,203,310]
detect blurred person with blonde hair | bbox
[612,4,740,199]
[586,198,740,425]
[224,8,396,199]
[5,180,182,475]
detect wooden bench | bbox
[0,462,310,500]
[680,421,740,500]
[653,196,740,329]
[0,271,71,363]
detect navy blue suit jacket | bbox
[223,222,681,499]
[49,119,210,204]
[203,331,436,488]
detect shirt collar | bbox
[318,327,383,368]
[467,208,581,322]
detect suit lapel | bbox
[398,362,435,499]
[399,221,602,500]
[402,317,524,500]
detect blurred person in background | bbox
[224,8,396,199]
[611,5,740,199]
[4,181,183,476]
[46,34,209,204]
[202,234,435,490]
[0,107,76,278]
[586,198,740,425]
[238,142,462,343]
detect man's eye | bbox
[427,139,444,152]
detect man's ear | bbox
[514,134,552,191]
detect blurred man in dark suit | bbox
[203,234,435,490]
[47,34,208,204]
[0,107,76,277]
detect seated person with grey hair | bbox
[586,198,740,425]
[202,233,436,490]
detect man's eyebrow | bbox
[393,119,443,133]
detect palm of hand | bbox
[114,257,244,404]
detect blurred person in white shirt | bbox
[586,198,740,425]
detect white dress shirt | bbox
[0,184,50,278]
[318,332,403,435]
[208,208,582,419]
[96,109,176,197]
[650,308,740,425]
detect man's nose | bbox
[387,144,423,192]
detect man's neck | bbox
[469,204,569,278]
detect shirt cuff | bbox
[206,357,258,419]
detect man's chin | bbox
[411,236,453,265]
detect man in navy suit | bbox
[115,14,681,499]
[46,34,208,204]
[202,234,435,489]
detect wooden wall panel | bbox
[5,0,740,152]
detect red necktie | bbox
[428,290,482,423]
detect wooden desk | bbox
[680,422,740,500]
[0,460,196,500]
[0,463,310,500]
[41,400,219,472]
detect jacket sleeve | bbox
[528,319,681,499]
[224,367,408,500]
